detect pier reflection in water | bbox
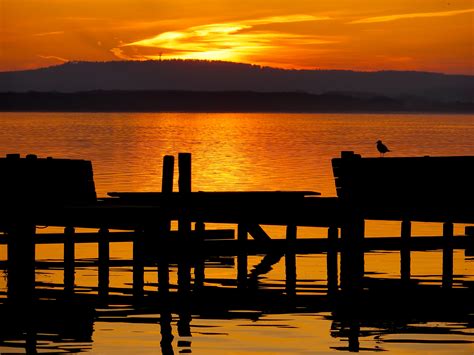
[0,240,472,354]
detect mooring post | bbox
[237,223,248,289]
[177,153,192,294]
[178,152,192,194]
[400,220,411,283]
[64,226,75,293]
[157,221,170,297]
[340,218,365,293]
[177,152,192,235]
[194,221,206,291]
[98,227,110,299]
[7,222,36,302]
[133,228,145,299]
[327,226,339,294]
[442,222,454,288]
[178,152,192,238]
[156,155,174,296]
[338,151,364,293]
[162,155,175,194]
[158,254,170,297]
[285,224,297,297]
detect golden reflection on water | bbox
[1,112,472,197]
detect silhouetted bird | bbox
[376,140,390,157]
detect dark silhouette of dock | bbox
[0,151,473,353]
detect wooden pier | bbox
[0,152,473,303]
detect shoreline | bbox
[1,90,473,114]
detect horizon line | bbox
[1,59,472,77]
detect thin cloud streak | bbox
[38,55,69,62]
[350,8,474,24]
[33,31,64,37]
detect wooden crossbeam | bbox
[246,224,272,241]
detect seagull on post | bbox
[376,140,390,157]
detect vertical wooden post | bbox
[158,254,170,297]
[400,220,411,283]
[194,221,206,291]
[157,219,170,298]
[157,154,174,296]
[98,227,110,299]
[285,224,297,297]
[133,228,145,299]
[7,223,36,302]
[237,223,248,289]
[178,152,192,238]
[465,226,474,256]
[442,222,454,288]
[286,224,297,242]
[178,153,191,194]
[162,155,175,194]
[177,153,192,295]
[327,226,338,294]
[64,226,75,293]
[340,218,364,293]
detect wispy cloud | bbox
[113,15,334,63]
[109,48,130,60]
[350,8,474,24]
[33,31,64,37]
[38,55,68,62]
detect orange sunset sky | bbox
[1,0,473,74]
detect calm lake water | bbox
[0,112,473,354]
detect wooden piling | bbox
[340,218,364,293]
[178,152,191,250]
[285,224,297,296]
[158,256,170,297]
[400,220,411,283]
[177,151,192,298]
[7,223,36,302]
[442,222,454,288]
[162,155,174,194]
[327,226,338,294]
[237,223,248,289]
[178,153,191,194]
[64,226,75,293]
[286,224,297,243]
[177,259,192,296]
[156,220,171,297]
[157,154,174,296]
[194,221,206,290]
[98,227,110,299]
[133,228,145,299]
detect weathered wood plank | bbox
[332,153,474,223]
[0,229,235,244]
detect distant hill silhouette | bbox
[1,90,472,113]
[0,60,473,102]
